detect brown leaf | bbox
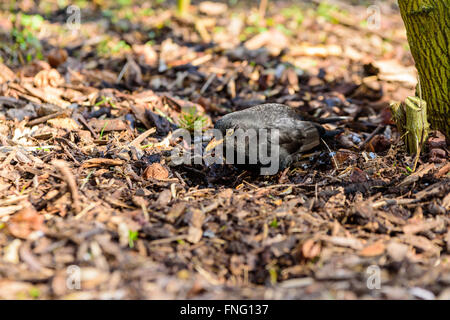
[0,62,15,84]
[442,193,450,210]
[186,209,205,244]
[198,1,228,16]
[143,163,169,180]
[88,118,128,132]
[34,69,64,87]
[301,239,321,259]
[290,43,342,58]
[359,240,385,257]
[244,29,289,56]
[7,206,44,239]
[350,167,369,183]
[321,235,363,250]
[47,118,81,131]
[132,44,158,68]
[386,241,409,262]
[157,189,172,206]
[403,219,443,234]
[368,134,391,152]
[435,162,450,178]
[124,56,142,86]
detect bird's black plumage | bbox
[214,103,343,172]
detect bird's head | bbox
[214,114,238,134]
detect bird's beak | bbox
[205,137,224,152]
[205,128,234,152]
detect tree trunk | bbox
[398,0,450,138]
[177,0,190,16]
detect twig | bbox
[52,160,81,213]
[321,138,339,170]
[128,127,156,149]
[200,73,216,94]
[26,110,69,127]
[81,158,124,168]
[73,113,99,139]
[116,61,129,84]
[259,0,268,21]
[358,124,383,150]
[74,202,96,220]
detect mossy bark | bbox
[390,96,429,154]
[177,0,190,16]
[398,0,450,138]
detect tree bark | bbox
[398,0,450,138]
[177,0,191,16]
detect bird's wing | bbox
[270,118,321,153]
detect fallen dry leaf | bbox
[0,62,15,84]
[47,118,81,131]
[359,240,385,257]
[301,239,321,259]
[7,206,44,239]
[133,44,158,68]
[386,241,409,262]
[34,69,64,87]
[434,162,450,178]
[198,1,228,16]
[143,163,169,180]
[88,118,128,132]
[81,158,124,168]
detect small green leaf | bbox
[269,217,279,228]
[99,121,109,139]
[29,287,40,299]
[128,230,139,248]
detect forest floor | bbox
[0,0,449,299]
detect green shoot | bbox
[269,217,279,228]
[81,170,95,190]
[268,267,277,284]
[28,287,40,299]
[178,107,208,132]
[99,121,109,139]
[128,230,139,248]
[141,143,154,149]
[95,96,116,108]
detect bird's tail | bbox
[314,116,350,124]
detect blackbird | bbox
[214,103,345,173]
